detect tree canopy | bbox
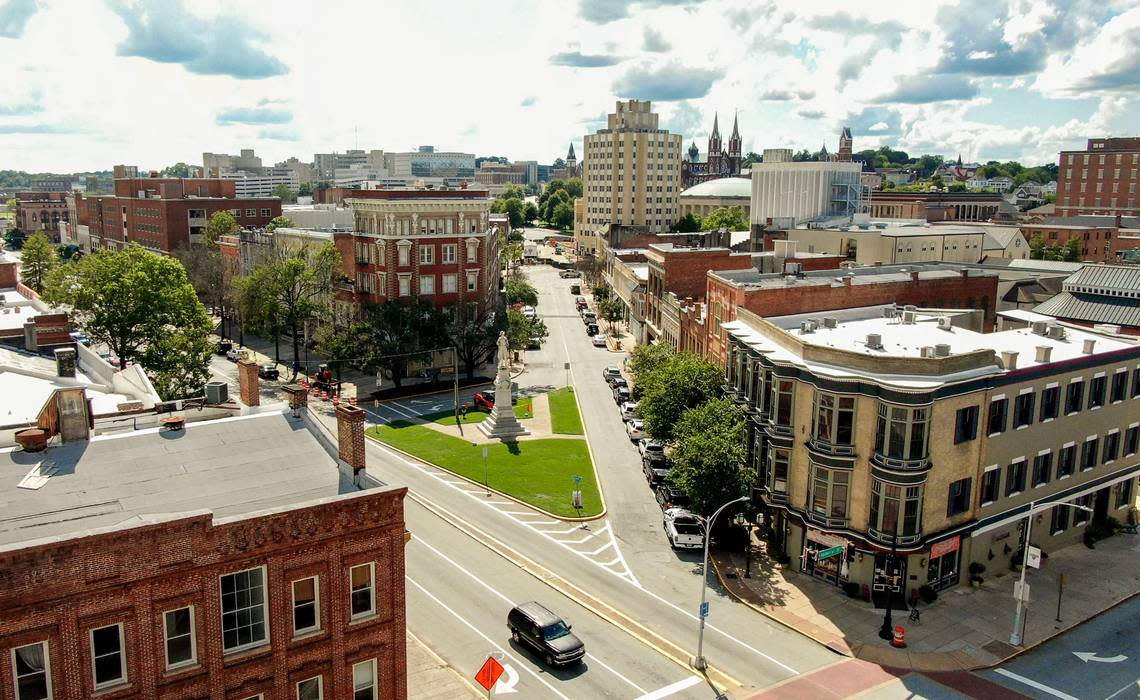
[204,210,240,247]
[700,206,748,232]
[672,212,701,233]
[266,215,294,233]
[668,397,750,517]
[43,245,212,399]
[272,184,298,204]
[446,302,505,378]
[19,230,59,293]
[636,352,724,442]
[319,299,448,388]
[506,308,546,351]
[505,278,538,307]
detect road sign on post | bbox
[700,601,709,618]
[817,545,845,561]
[1026,545,1042,569]
[475,655,505,693]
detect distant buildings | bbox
[12,192,70,241]
[581,100,683,250]
[1056,137,1140,218]
[222,169,299,197]
[678,177,751,222]
[1020,215,1140,264]
[1033,264,1140,335]
[202,148,263,176]
[868,191,1003,223]
[749,159,864,229]
[681,112,743,189]
[551,144,580,181]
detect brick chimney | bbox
[281,384,308,413]
[336,403,366,476]
[237,359,260,407]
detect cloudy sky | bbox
[1,0,1137,173]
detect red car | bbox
[472,391,495,411]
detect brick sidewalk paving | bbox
[712,532,1139,671]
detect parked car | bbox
[226,346,244,362]
[612,386,630,404]
[258,363,279,380]
[570,283,582,294]
[639,439,665,457]
[663,508,705,550]
[654,484,691,511]
[507,602,585,667]
[602,366,622,383]
[214,340,232,355]
[581,311,596,324]
[482,389,517,405]
[620,401,639,421]
[69,331,91,346]
[592,334,607,347]
[575,297,588,310]
[472,391,495,411]
[559,269,581,278]
[642,453,671,485]
[609,376,628,390]
[626,419,646,441]
[522,305,536,320]
[586,323,599,336]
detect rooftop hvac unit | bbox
[937,316,953,330]
[1031,320,1048,336]
[1035,345,1052,363]
[934,343,951,357]
[882,306,896,318]
[903,304,917,312]
[800,321,814,334]
[866,333,882,350]
[920,346,934,358]
[902,310,917,325]
[823,317,838,329]
[204,381,229,405]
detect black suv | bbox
[654,484,691,511]
[642,453,671,485]
[507,602,585,666]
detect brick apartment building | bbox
[0,384,408,700]
[13,192,70,242]
[1020,214,1139,263]
[701,263,1000,367]
[333,189,500,316]
[72,175,281,253]
[1056,137,1140,217]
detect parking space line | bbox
[588,541,615,556]
[634,676,703,700]
[992,669,1081,700]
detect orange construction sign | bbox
[474,655,505,692]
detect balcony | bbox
[870,451,930,472]
[867,526,923,547]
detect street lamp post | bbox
[692,495,749,672]
[1009,501,1092,645]
[878,514,902,641]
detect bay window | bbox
[874,404,929,464]
[767,447,789,495]
[770,379,794,427]
[868,479,923,539]
[809,466,849,523]
[812,393,855,448]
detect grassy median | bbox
[367,422,602,518]
[547,387,584,435]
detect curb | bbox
[563,386,608,517]
[406,629,483,699]
[364,431,606,523]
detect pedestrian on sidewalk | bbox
[291,360,301,382]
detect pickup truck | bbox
[663,508,704,550]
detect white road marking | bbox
[634,676,703,700]
[1104,678,1140,700]
[993,669,1082,700]
[588,541,615,556]
[406,575,571,700]
[412,534,651,695]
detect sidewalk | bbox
[712,531,1140,671]
[407,631,481,699]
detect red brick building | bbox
[1019,215,1140,263]
[0,395,408,700]
[1056,137,1140,217]
[700,264,999,367]
[333,189,500,315]
[13,192,70,242]
[73,176,281,253]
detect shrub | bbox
[843,581,861,598]
[918,584,938,604]
[968,562,986,576]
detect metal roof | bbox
[1033,292,1140,328]
[1061,264,1140,295]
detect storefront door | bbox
[872,553,906,608]
[926,536,961,592]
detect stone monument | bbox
[478,331,530,440]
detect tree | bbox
[930,175,944,189]
[948,183,968,192]
[43,245,212,399]
[272,184,297,204]
[668,398,750,517]
[628,343,675,384]
[598,297,624,336]
[161,162,192,177]
[19,230,59,292]
[636,353,724,441]
[246,242,341,366]
[882,180,896,190]
[1028,234,1045,260]
[505,278,538,307]
[298,182,313,197]
[500,184,526,201]
[506,308,545,351]
[1062,236,1082,262]
[204,210,240,247]
[266,215,294,233]
[700,206,748,232]
[327,299,448,389]
[492,196,525,228]
[672,212,701,232]
[523,201,538,223]
[445,302,505,378]
[741,151,762,168]
[915,155,944,178]
[172,244,233,337]
[563,177,583,198]
[551,201,575,230]
[3,227,26,250]
[553,158,566,169]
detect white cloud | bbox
[1033,6,1140,95]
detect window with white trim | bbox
[979,467,999,505]
[163,607,196,669]
[12,641,51,700]
[418,245,434,264]
[809,466,849,521]
[292,577,320,635]
[90,624,126,689]
[353,659,377,700]
[1088,375,1107,409]
[442,244,456,264]
[1102,431,1119,464]
[419,275,435,295]
[1081,437,1098,471]
[350,563,375,618]
[397,242,411,266]
[442,274,457,294]
[220,566,268,653]
[466,240,478,262]
[466,270,478,292]
[1111,371,1127,402]
[297,675,322,700]
[1005,459,1026,496]
[398,274,411,297]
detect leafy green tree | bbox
[272,183,297,203]
[1062,236,1082,262]
[700,206,748,232]
[3,227,26,249]
[266,215,294,233]
[637,353,724,441]
[930,175,944,189]
[492,196,525,228]
[673,212,701,232]
[204,210,240,247]
[523,201,538,224]
[161,162,192,177]
[915,155,944,178]
[445,302,505,378]
[234,271,284,361]
[505,278,538,306]
[1028,234,1045,260]
[599,297,624,335]
[551,201,575,230]
[298,182,313,197]
[552,158,566,169]
[19,230,59,292]
[628,343,676,384]
[500,184,526,201]
[172,244,230,333]
[324,299,448,388]
[43,245,212,399]
[741,151,762,168]
[882,180,896,190]
[948,183,967,192]
[563,177,583,198]
[506,308,546,351]
[668,397,750,517]
[245,242,341,366]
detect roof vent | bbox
[1031,320,1048,335]
[937,316,953,330]
[823,317,838,329]
[800,321,814,334]
[1082,338,1096,354]
[1047,324,1065,340]
[934,343,951,357]
[920,346,934,358]
[1000,350,1019,370]
[1035,345,1052,363]
[866,333,882,350]
[903,305,917,312]
[882,306,896,319]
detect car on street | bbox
[620,401,639,421]
[472,391,495,411]
[626,419,646,441]
[586,323,599,336]
[570,283,581,295]
[257,363,279,380]
[592,334,607,347]
[581,311,596,324]
[642,452,671,485]
[654,484,690,511]
[558,269,580,278]
[639,439,665,457]
[225,346,244,362]
[609,376,628,390]
[612,386,630,404]
[575,297,588,311]
[663,508,704,550]
[602,366,621,383]
[214,340,232,355]
[507,602,585,667]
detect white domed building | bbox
[677,176,751,222]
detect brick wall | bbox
[0,488,408,699]
[0,260,16,288]
[237,359,260,407]
[336,404,366,471]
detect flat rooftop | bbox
[0,411,353,548]
[0,347,133,426]
[713,262,993,289]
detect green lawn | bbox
[367,422,602,517]
[431,395,531,425]
[548,387,584,435]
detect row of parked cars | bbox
[601,367,705,550]
[577,296,607,347]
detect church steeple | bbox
[565,142,577,169]
[728,110,742,159]
[730,112,739,140]
[708,112,723,173]
[711,112,720,139]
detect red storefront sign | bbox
[930,535,961,559]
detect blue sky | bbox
[0,0,1137,172]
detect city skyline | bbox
[0,0,1137,173]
